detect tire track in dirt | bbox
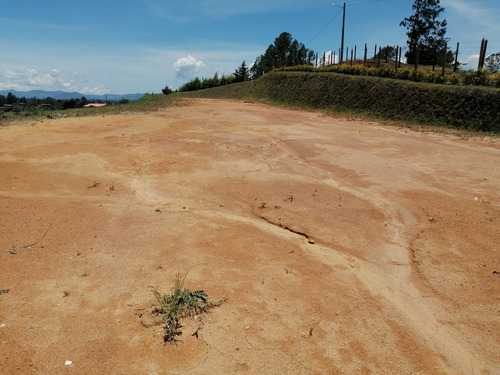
[2,100,498,374]
[128,172,483,374]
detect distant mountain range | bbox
[0,89,145,102]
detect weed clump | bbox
[151,273,224,345]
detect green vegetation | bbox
[0,93,174,123]
[278,64,500,88]
[400,0,452,66]
[234,61,250,82]
[250,32,315,79]
[177,72,237,92]
[151,273,224,345]
[0,93,94,112]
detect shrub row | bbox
[279,65,500,88]
[251,71,500,132]
[178,73,237,92]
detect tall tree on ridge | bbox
[234,61,249,82]
[250,32,315,79]
[400,0,451,66]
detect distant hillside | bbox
[0,89,144,102]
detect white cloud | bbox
[462,54,480,70]
[0,68,108,94]
[80,85,108,95]
[442,0,498,35]
[173,55,206,79]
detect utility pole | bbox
[341,3,345,65]
[333,3,346,65]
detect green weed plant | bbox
[151,273,224,345]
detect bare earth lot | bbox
[1,99,499,375]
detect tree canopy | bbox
[400,0,450,66]
[234,61,249,82]
[250,32,315,79]
[375,46,398,61]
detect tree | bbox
[400,0,451,66]
[484,52,500,72]
[375,46,398,61]
[234,61,249,82]
[250,32,315,79]
[6,92,18,105]
[63,98,77,109]
[162,85,173,95]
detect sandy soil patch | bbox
[1,99,499,374]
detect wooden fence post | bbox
[478,38,488,69]
[442,41,447,77]
[364,44,367,66]
[374,44,377,60]
[377,47,381,67]
[414,44,420,70]
[354,45,357,61]
[454,43,459,72]
[478,38,485,69]
[483,39,489,67]
[395,46,399,70]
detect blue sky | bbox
[1,0,499,95]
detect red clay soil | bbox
[0,99,499,375]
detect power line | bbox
[307,0,391,46]
[307,9,342,45]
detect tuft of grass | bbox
[151,273,224,345]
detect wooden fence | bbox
[316,38,490,74]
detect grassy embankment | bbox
[181,71,500,133]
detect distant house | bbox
[38,104,51,108]
[83,103,107,108]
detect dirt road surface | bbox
[1,99,499,375]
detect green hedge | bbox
[280,65,500,88]
[252,72,500,132]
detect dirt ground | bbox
[0,99,499,375]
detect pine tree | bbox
[234,61,249,82]
[400,0,450,66]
